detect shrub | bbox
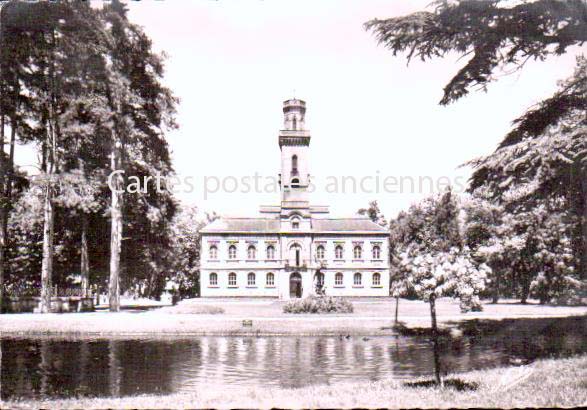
[283,295,354,314]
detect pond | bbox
[1,316,586,400]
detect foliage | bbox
[365,0,587,105]
[165,205,218,299]
[390,189,490,311]
[358,200,388,227]
[283,295,354,314]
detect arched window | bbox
[291,216,300,230]
[247,245,256,260]
[209,245,218,259]
[372,272,381,286]
[228,245,237,259]
[316,245,325,259]
[335,272,344,286]
[292,116,297,130]
[292,154,298,173]
[354,272,362,286]
[372,245,381,260]
[228,272,237,286]
[335,245,344,259]
[209,272,218,286]
[290,243,302,266]
[247,272,256,286]
[291,178,300,188]
[266,272,275,286]
[266,245,275,260]
[353,245,363,259]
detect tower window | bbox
[291,217,300,230]
[292,116,297,130]
[291,155,298,174]
[291,178,300,188]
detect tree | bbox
[358,200,388,227]
[99,0,178,310]
[392,189,489,384]
[167,206,217,300]
[365,0,587,285]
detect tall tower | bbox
[279,99,311,203]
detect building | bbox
[200,99,390,299]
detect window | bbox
[209,272,218,286]
[354,272,362,286]
[316,273,325,287]
[372,272,381,286]
[335,245,344,259]
[353,245,363,259]
[209,245,218,259]
[292,154,298,173]
[247,272,256,286]
[291,178,300,188]
[266,245,275,260]
[335,272,344,286]
[291,217,300,229]
[372,245,381,259]
[228,272,237,286]
[247,245,256,260]
[228,245,237,259]
[266,272,275,286]
[316,245,325,259]
[290,243,302,266]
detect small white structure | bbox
[200,99,390,299]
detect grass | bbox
[0,298,585,336]
[157,304,225,314]
[4,355,587,409]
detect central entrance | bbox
[289,272,302,298]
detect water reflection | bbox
[1,316,586,400]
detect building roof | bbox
[312,218,387,232]
[201,217,388,234]
[201,218,280,233]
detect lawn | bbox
[4,355,587,409]
[0,297,585,336]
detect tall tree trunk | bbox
[109,145,123,312]
[0,113,5,314]
[0,117,16,314]
[492,269,501,304]
[429,294,442,386]
[80,213,89,298]
[40,181,54,313]
[580,167,587,281]
[394,294,399,324]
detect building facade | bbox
[200,99,390,299]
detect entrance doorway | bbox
[289,272,302,298]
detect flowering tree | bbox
[391,188,490,384]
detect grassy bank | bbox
[4,355,587,409]
[1,298,585,336]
